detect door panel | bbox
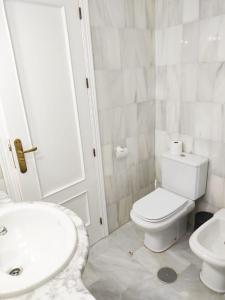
[62,192,90,226]
[0,0,105,244]
[5,1,85,198]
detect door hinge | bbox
[86,78,89,89]
[78,7,82,20]
[100,217,103,225]
[93,148,96,157]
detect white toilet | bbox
[130,152,208,252]
[190,209,225,293]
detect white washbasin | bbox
[0,202,77,297]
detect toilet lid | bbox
[133,188,188,222]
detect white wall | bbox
[155,0,225,212]
[89,0,156,232]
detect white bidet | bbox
[189,209,225,293]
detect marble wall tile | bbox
[213,63,225,103]
[179,102,195,137]
[120,29,138,68]
[147,67,156,101]
[91,27,121,70]
[182,22,199,63]
[102,144,114,177]
[118,195,133,226]
[126,137,139,168]
[194,103,223,142]
[166,100,180,133]
[194,139,225,177]
[125,104,138,137]
[218,0,225,15]
[124,0,135,28]
[88,0,106,27]
[155,0,168,29]
[156,66,167,100]
[111,107,127,145]
[181,64,198,102]
[217,15,225,62]
[134,0,147,29]
[199,17,220,62]
[136,68,149,102]
[107,203,119,233]
[104,0,125,28]
[155,130,170,181]
[146,0,155,30]
[155,29,167,66]
[155,101,167,130]
[95,70,124,111]
[138,159,155,190]
[200,0,219,19]
[104,176,117,205]
[155,130,170,158]
[205,174,225,208]
[138,101,155,133]
[209,142,225,177]
[138,132,155,161]
[167,0,182,27]
[166,25,183,65]
[127,164,140,199]
[90,0,155,233]
[197,63,220,102]
[155,0,225,218]
[136,30,154,67]
[123,69,137,104]
[115,169,131,200]
[183,0,199,24]
[193,138,211,158]
[167,65,181,101]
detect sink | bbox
[0,202,77,297]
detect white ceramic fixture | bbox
[130,152,208,252]
[190,209,225,293]
[0,202,77,297]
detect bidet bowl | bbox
[0,202,77,297]
[190,209,225,293]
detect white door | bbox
[0,0,106,244]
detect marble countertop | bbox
[2,202,95,300]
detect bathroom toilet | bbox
[130,152,208,252]
[190,209,225,293]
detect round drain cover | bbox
[157,267,177,283]
[8,267,23,276]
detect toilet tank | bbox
[161,153,208,200]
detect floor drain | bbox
[157,267,177,283]
[8,267,23,276]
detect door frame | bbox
[0,0,109,237]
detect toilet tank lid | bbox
[162,152,208,168]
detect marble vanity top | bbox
[1,202,95,300]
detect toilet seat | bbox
[132,188,188,223]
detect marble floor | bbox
[82,222,225,300]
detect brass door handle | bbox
[14,139,37,173]
[19,147,38,154]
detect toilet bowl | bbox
[190,209,225,293]
[130,188,194,252]
[130,152,208,252]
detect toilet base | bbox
[144,217,187,252]
[200,262,225,294]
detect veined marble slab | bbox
[2,202,95,300]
